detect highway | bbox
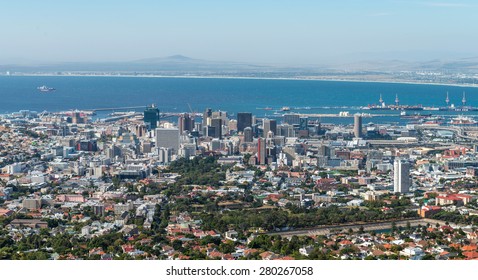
[267,218,452,238]
[417,125,478,141]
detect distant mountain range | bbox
[1,55,478,74]
[0,55,273,73]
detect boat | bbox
[281,106,291,111]
[422,116,444,125]
[449,115,478,125]
[37,85,55,92]
[399,111,432,119]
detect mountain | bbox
[0,55,273,73]
[1,55,478,75]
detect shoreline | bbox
[2,73,478,89]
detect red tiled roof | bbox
[463,251,478,259]
[462,245,477,251]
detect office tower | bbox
[298,117,309,137]
[394,159,410,193]
[237,112,252,133]
[144,105,160,130]
[243,127,253,142]
[354,114,363,138]
[178,113,194,134]
[156,128,180,154]
[283,114,300,125]
[202,108,212,126]
[277,124,295,137]
[228,119,237,132]
[158,147,172,164]
[318,145,331,157]
[263,118,277,138]
[71,111,85,124]
[299,117,308,130]
[194,123,202,133]
[203,126,215,138]
[211,118,222,139]
[134,124,147,138]
[258,137,266,165]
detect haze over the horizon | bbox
[1,0,477,65]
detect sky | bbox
[1,0,477,65]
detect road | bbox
[267,218,452,238]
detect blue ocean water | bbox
[1,75,477,124]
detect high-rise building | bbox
[277,124,295,137]
[299,117,308,130]
[156,128,180,154]
[211,118,222,139]
[263,118,277,138]
[298,117,309,137]
[237,112,252,133]
[354,114,363,138]
[257,137,266,165]
[283,114,300,125]
[71,111,86,124]
[394,158,410,193]
[178,113,194,134]
[202,108,212,127]
[243,127,253,143]
[144,105,160,130]
[158,147,172,164]
[134,124,147,138]
[228,119,237,133]
[203,126,216,138]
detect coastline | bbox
[2,73,478,89]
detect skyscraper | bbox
[156,128,180,154]
[354,114,363,138]
[299,117,308,130]
[257,137,266,165]
[277,124,295,137]
[394,159,410,193]
[178,113,194,134]
[237,112,252,133]
[144,105,160,130]
[283,114,300,125]
[210,118,222,139]
[203,126,216,138]
[298,117,309,137]
[243,127,253,143]
[202,108,212,127]
[263,118,277,138]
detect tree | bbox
[172,239,183,251]
[391,222,397,233]
[358,226,365,234]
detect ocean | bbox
[1,75,478,125]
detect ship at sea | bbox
[399,111,432,119]
[37,85,56,92]
[362,94,424,111]
[364,92,478,112]
[449,115,478,125]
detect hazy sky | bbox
[1,0,477,64]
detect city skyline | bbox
[1,1,478,65]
